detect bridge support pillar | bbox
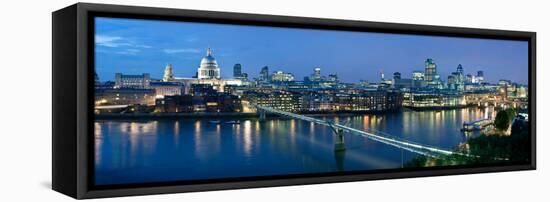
[333,128,346,152]
[259,110,266,121]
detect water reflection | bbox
[243,120,252,157]
[95,107,495,185]
[94,122,102,166]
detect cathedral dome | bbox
[200,48,218,69]
[197,48,221,79]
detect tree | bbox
[494,110,510,131]
[505,108,516,122]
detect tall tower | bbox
[393,72,401,80]
[314,67,321,79]
[477,70,484,83]
[454,64,465,91]
[233,64,242,78]
[163,64,174,81]
[456,64,464,82]
[424,58,437,82]
[260,66,269,81]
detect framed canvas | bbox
[52,3,536,199]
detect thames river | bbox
[94,107,495,185]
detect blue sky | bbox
[95,17,529,84]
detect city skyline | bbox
[92,16,531,186]
[95,17,529,84]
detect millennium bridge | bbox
[255,105,466,158]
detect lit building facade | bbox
[403,91,466,108]
[114,73,151,89]
[95,88,156,106]
[150,81,184,98]
[299,91,334,112]
[424,58,437,82]
[271,70,295,82]
[244,91,298,112]
[332,91,402,112]
[155,95,194,113]
[412,71,426,88]
[155,93,242,113]
[244,89,402,113]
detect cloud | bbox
[95,34,152,49]
[185,37,198,42]
[135,44,152,48]
[96,35,127,47]
[116,49,140,55]
[163,48,201,54]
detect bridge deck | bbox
[255,105,464,158]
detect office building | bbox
[114,73,151,89]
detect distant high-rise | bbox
[260,66,269,81]
[448,75,457,85]
[424,58,437,82]
[412,71,424,81]
[412,71,425,88]
[477,70,484,77]
[327,74,338,82]
[271,71,294,82]
[392,71,411,89]
[457,64,464,74]
[163,64,174,82]
[233,64,242,78]
[477,70,484,83]
[393,72,401,80]
[466,74,473,84]
[313,67,321,80]
[379,70,393,85]
[307,67,323,82]
[452,64,465,91]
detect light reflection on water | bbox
[95,107,494,185]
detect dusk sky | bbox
[95,17,529,84]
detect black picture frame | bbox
[52,3,536,199]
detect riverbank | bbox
[95,112,259,120]
[94,106,487,120]
[403,104,475,111]
[94,109,405,120]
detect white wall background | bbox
[0,0,547,201]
